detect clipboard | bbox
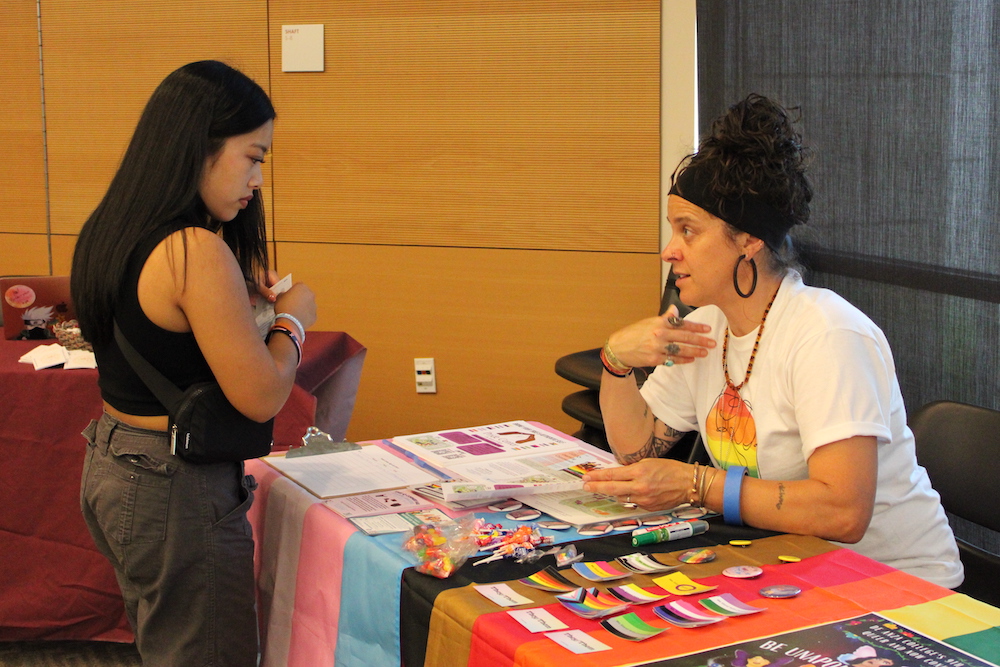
[261,443,447,499]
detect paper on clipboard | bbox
[263,445,442,498]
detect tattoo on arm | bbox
[619,418,685,465]
[776,483,786,510]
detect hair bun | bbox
[686,93,812,227]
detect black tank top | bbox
[95,223,216,415]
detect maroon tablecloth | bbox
[0,332,365,641]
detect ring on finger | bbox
[667,315,684,328]
[666,342,681,356]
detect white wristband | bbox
[274,312,306,342]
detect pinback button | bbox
[677,548,716,564]
[675,507,709,519]
[759,584,802,599]
[612,519,641,532]
[577,522,613,536]
[488,500,522,512]
[722,565,763,579]
[507,509,541,521]
[729,539,753,548]
[640,515,674,526]
[537,520,571,530]
[778,555,801,563]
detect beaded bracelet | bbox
[274,312,306,343]
[267,324,302,367]
[723,466,748,525]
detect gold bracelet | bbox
[602,339,633,375]
[700,468,718,507]
[697,464,708,506]
[688,462,701,507]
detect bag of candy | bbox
[402,517,480,578]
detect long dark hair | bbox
[71,60,275,346]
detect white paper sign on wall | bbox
[282,24,324,72]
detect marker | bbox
[631,519,709,546]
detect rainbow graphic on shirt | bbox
[705,385,759,477]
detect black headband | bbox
[668,164,797,251]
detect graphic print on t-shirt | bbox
[705,385,759,477]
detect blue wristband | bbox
[723,466,748,526]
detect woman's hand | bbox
[274,283,317,330]
[607,305,715,369]
[582,458,693,511]
[250,270,281,305]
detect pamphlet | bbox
[392,421,589,466]
[348,508,452,535]
[325,489,435,518]
[390,421,619,502]
[409,483,495,510]
[18,343,97,370]
[661,613,997,667]
[514,489,684,526]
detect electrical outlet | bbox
[414,357,437,393]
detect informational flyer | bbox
[390,421,619,502]
[661,614,997,667]
[348,509,452,536]
[390,421,594,464]
[325,489,434,518]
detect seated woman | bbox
[582,93,962,588]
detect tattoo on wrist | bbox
[776,482,786,510]
[619,419,684,465]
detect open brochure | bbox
[390,421,620,503]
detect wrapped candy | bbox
[402,518,480,578]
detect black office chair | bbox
[910,400,1000,606]
[555,270,707,462]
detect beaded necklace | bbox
[721,284,781,392]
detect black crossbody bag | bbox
[113,321,274,464]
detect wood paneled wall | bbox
[39,1,272,236]
[0,1,692,441]
[268,1,659,252]
[1,2,48,274]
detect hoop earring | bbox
[733,254,757,298]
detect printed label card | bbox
[507,608,569,633]
[474,583,534,607]
[544,629,612,654]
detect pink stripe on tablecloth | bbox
[247,460,283,581]
[285,504,358,667]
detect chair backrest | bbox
[1,276,74,340]
[910,400,1000,532]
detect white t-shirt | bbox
[640,271,963,588]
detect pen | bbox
[631,519,709,546]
